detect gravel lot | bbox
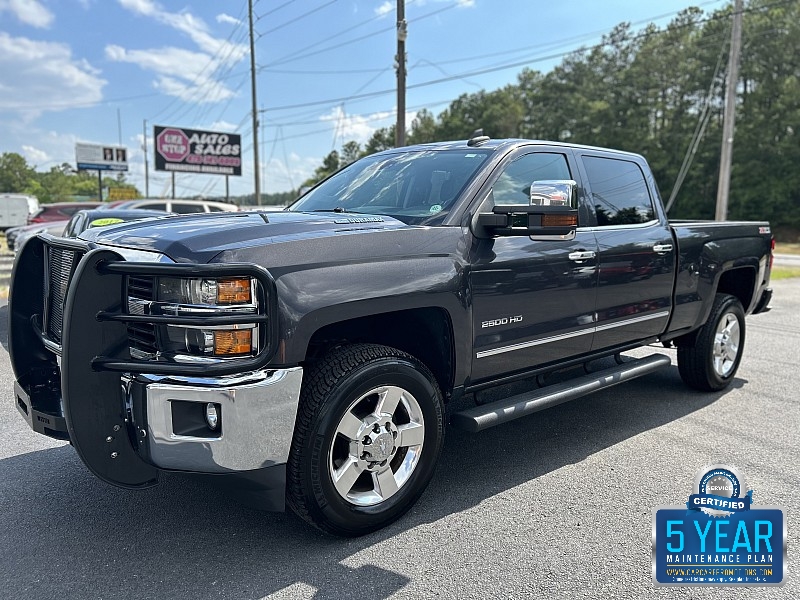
[0,280,797,599]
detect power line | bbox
[149,1,249,124]
[256,0,792,114]
[261,0,460,69]
[255,0,298,20]
[260,0,337,36]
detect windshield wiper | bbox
[311,207,348,213]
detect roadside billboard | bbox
[75,143,129,171]
[153,125,242,176]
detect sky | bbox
[0,0,731,199]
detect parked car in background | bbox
[62,208,172,238]
[0,194,39,230]
[9,220,68,251]
[111,198,238,213]
[28,202,101,225]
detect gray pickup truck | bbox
[10,136,773,535]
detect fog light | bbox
[205,403,219,430]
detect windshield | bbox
[288,149,491,225]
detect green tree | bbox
[407,109,439,144]
[341,141,361,165]
[364,125,396,155]
[0,152,36,192]
[302,150,341,187]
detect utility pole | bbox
[715,0,743,221]
[142,119,150,197]
[395,0,407,148]
[248,0,262,205]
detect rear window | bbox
[581,156,656,226]
[172,203,206,214]
[140,202,168,211]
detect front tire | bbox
[286,344,444,536]
[678,293,745,391]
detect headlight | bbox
[128,275,261,361]
[158,277,252,306]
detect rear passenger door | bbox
[575,152,675,350]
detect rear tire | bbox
[286,343,444,536]
[678,293,745,391]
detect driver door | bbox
[470,147,598,383]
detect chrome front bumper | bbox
[134,368,303,473]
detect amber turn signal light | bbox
[217,278,252,304]
[542,214,578,227]
[214,330,252,355]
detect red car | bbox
[28,202,102,224]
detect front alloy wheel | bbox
[330,385,425,506]
[287,344,444,536]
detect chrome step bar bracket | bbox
[451,354,671,432]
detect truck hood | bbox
[80,210,408,263]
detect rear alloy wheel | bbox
[287,344,444,536]
[678,293,745,391]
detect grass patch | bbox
[775,243,800,255]
[771,267,800,280]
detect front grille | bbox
[127,275,158,356]
[45,247,80,343]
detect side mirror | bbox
[476,180,578,238]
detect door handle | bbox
[653,244,673,255]
[568,251,596,262]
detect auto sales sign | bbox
[154,125,242,176]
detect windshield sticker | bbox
[464,153,479,157]
[89,218,125,228]
[429,204,443,214]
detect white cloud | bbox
[208,120,239,132]
[414,0,475,6]
[264,153,319,191]
[118,0,246,57]
[105,45,238,103]
[0,0,54,28]
[110,0,248,103]
[216,13,241,26]
[375,1,392,18]
[320,106,396,144]
[0,124,79,170]
[21,144,50,164]
[0,33,106,117]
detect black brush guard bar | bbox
[93,259,279,377]
[10,235,278,489]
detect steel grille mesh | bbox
[45,247,78,343]
[127,275,157,355]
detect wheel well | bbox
[304,308,455,398]
[716,266,756,311]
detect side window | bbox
[208,206,225,212]
[63,215,81,237]
[492,152,572,206]
[581,156,655,226]
[172,203,204,214]
[142,202,168,211]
